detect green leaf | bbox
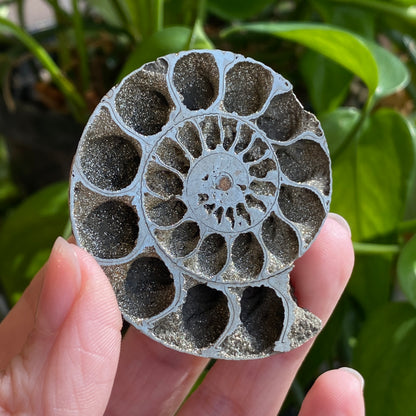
[224,22,410,102]
[207,0,274,20]
[365,40,410,100]
[300,52,353,115]
[320,107,361,155]
[0,182,69,304]
[330,109,414,241]
[353,302,416,416]
[118,26,192,80]
[223,22,379,96]
[398,235,416,308]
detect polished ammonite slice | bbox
[69,50,331,359]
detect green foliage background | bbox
[1,0,416,414]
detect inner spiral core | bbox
[142,115,281,282]
[217,174,232,191]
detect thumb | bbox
[299,368,365,416]
[0,238,122,416]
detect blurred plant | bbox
[1,0,416,415]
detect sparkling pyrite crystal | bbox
[69,50,331,359]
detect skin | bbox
[0,213,365,415]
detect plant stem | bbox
[71,0,90,93]
[154,0,164,32]
[16,0,25,29]
[186,0,210,49]
[0,16,86,121]
[109,0,129,29]
[331,98,372,162]
[353,242,400,255]
[125,0,142,40]
[136,0,148,39]
[196,0,207,22]
[44,0,71,74]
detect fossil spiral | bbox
[70,50,331,359]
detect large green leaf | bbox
[316,1,411,100]
[224,23,379,96]
[207,0,274,20]
[353,302,416,416]
[0,182,69,304]
[398,235,416,308]
[330,109,414,241]
[224,22,409,101]
[118,26,192,80]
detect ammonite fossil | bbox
[69,50,331,359]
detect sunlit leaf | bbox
[330,109,414,241]
[223,23,379,96]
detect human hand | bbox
[0,213,364,415]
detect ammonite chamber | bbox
[69,50,331,359]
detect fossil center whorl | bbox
[70,49,332,359]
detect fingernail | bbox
[340,367,365,390]
[328,213,351,238]
[36,237,82,333]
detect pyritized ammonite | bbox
[69,50,331,359]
